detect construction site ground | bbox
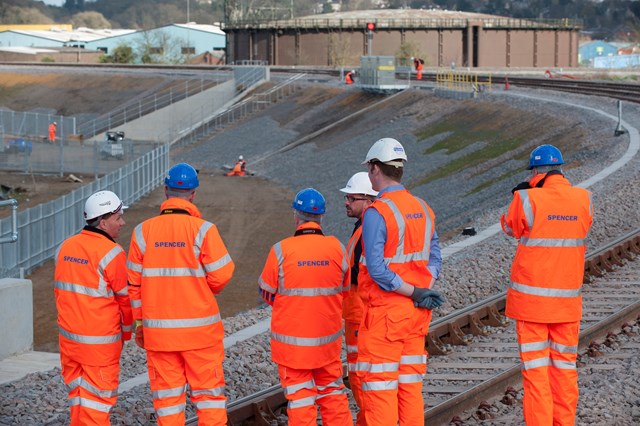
[0,69,619,352]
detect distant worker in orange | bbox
[259,188,352,426]
[227,155,246,176]
[48,121,57,143]
[54,190,132,425]
[412,57,424,80]
[501,144,593,425]
[339,172,377,426]
[345,70,355,85]
[127,163,235,425]
[357,137,444,426]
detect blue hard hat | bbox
[292,188,326,215]
[528,144,564,170]
[165,163,199,189]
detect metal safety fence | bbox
[0,144,169,279]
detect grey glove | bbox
[410,287,445,310]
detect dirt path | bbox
[27,171,294,352]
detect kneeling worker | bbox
[227,155,246,176]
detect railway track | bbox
[190,228,640,425]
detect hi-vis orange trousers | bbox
[357,305,430,426]
[516,320,580,425]
[61,353,119,426]
[277,359,352,426]
[147,345,227,426]
[345,320,365,426]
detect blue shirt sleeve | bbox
[362,205,442,292]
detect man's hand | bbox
[410,287,445,310]
[134,320,144,348]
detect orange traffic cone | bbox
[504,76,510,90]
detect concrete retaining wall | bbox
[0,279,33,359]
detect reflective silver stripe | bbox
[316,388,347,399]
[134,224,146,254]
[521,357,550,371]
[66,377,82,393]
[289,396,316,409]
[194,400,226,410]
[77,377,118,398]
[115,286,128,296]
[98,246,123,295]
[59,326,120,344]
[68,397,112,413]
[271,328,342,347]
[520,237,585,247]
[121,324,132,333]
[346,345,358,354]
[142,267,205,277]
[519,191,534,229]
[274,242,285,289]
[511,281,582,298]
[284,380,315,396]
[551,359,576,369]
[520,341,549,352]
[54,281,113,298]
[279,286,344,297]
[258,276,273,292]
[356,361,400,373]
[191,386,225,397]
[347,362,358,372]
[131,299,142,308]
[153,385,187,399]
[398,373,424,383]
[317,378,343,391]
[550,341,577,354]
[156,403,185,417]
[127,260,143,273]
[361,380,398,391]
[144,314,221,329]
[377,197,432,266]
[204,253,232,273]
[400,354,426,365]
[340,242,349,291]
[194,222,213,262]
[360,254,367,267]
[55,244,62,266]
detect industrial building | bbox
[223,9,581,68]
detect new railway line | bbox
[187,228,640,426]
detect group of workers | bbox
[54,136,592,426]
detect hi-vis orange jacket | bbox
[259,222,349,369]
[127,198,234,351]
[55,227,132,366]
[343,222,364,323]
[501,173,593,323]
[359,189,436,310]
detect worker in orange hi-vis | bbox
[339,172,377,426]
[227,155,246,176]
[127,163,235,426]
[357,137,444,426]
[54,190,132,426]
[258,188,352,426]
[501,144,593,425]
[413,57,424,80]
[345,70,355,85]
[48,121,57,143]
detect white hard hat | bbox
[238,155,243,160]
[340,172,378,196]
[361,137,407,166]
[84,190,127,221]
